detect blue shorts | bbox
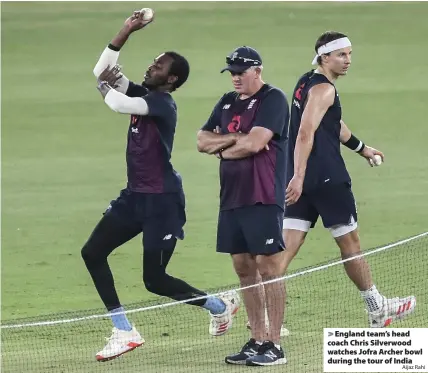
[283,182,358,237]
[105,188,186,251]
[217,204,285,256]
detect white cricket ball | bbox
[372,154,382,166]
[140,8,154,21]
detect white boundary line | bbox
[2,231,427,329]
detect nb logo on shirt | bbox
[293,99,301,109]
[223,104,231,110]
[131,127,139,134]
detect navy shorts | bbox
[104,188,186,251]
[283,182,357,236]
[217,204,285,256]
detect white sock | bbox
[360,284,384,312]
[255,341,263,345]
[274,343,281,351]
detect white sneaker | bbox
[246,320,290,337]
[96,326,145,362]
[368,296,416,328]
[209,291,240,336]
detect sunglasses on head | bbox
[226,55,261,65]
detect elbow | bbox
[196,131,209,153]
[103,90,125,113]
[105,100,121,113]
[93,66,101,79]
[297,128,314,145]
[253,142,266,154]
[196,142,205,153]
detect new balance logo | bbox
[293,99,301,109]
[131,127,139,134]
[265,239,274,245]
[163,234,172,240]
[265,351,277,360]
[223,104,231,110]
[244,349,257,357]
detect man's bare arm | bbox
[285,83,335,205]
[339,119,385,166]
[339,119,352,143]
[294,84,335,178]
[220,127,273,160]
[196,130,238,155]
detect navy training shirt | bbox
[124,81,183,193]
[286,71,351,192]
[202,84,289,211]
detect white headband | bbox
[311,37,352,65]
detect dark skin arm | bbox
[96,10,154,95]
[111,10,154,49]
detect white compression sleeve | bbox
[93,46,130,94]
[104,89,149,115]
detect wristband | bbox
[344,134,365,153]
[108,43,121,52]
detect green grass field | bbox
[2,2,428,372]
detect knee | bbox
[143,270,167,296]
[232,254,261,286]
[143,278,159,295]
[336,229,361,257]
[281,230,306,270]
[257,253,286,279]
[81,243,104,268]
[283,231,305,251]
[257,261,274,279]
[81,244,93,265]
[232,255,258,282]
